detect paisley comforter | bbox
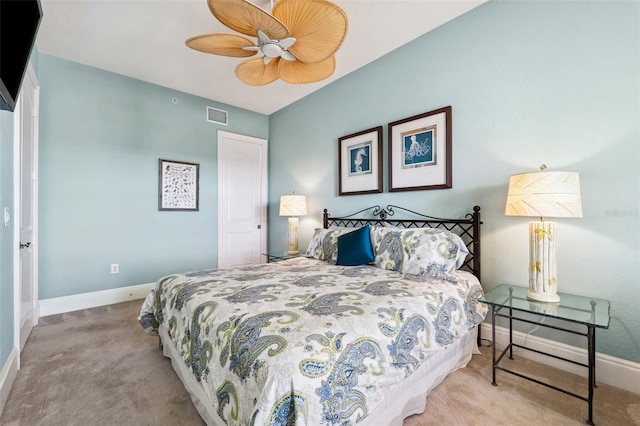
[138,257,487,426]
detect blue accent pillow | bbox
[336,225,375,266]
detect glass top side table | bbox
[262,252,302,263]
[479,284,611,425]
[480,284,610,328]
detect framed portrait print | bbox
[388,106,452,192]
[158,159,200,211]
[338,126,383,196]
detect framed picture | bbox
[158,159,200,211]
[338,126,383,196]
[388,106,452,192]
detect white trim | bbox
[12,69,20,354]
[481,323,640,395]
[0,347,19,417]
[39,283,155,317]
[32,66,40,322]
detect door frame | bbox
[13,62,39,365]
[217,130,268,268]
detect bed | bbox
[138,205,487,425]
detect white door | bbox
[14,63,39,353]
[217,131,267,268]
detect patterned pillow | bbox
[370,226,469,277]
[305,228,325,259]
[305,228,354,262]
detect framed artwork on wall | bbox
[388,106,452,192]
[158,159,200,211]
[338,126,383,196]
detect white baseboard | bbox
[0,347,19,417]
[480,323,640,395]
[39,282,155,317]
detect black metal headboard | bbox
[323,205,482,280]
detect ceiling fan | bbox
[186,0,348,86]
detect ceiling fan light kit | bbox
[186,0,348,86]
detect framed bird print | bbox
[158,159,200,211]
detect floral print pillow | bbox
[370,226,468,278]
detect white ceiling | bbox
[35,0,486,115]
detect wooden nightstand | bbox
[479,284,610,425]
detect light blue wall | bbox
[0,111,15,368]
[269,1,639,362]
[37,54,268,299]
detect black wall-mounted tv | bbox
[0,0,43,112]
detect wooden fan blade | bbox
[273,0,348,63]
[235,57,281,86]
[186,33,257,57]
[207,0,289,39]
[278,55,335,84]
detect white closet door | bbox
[217,130,267,268]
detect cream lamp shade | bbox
[505,171,582,219]
[505,168,582,303]
[279,195,307,255]
[279,195,308,217]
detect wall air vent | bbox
[207,107,228,125]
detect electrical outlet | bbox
[110,263,119,274]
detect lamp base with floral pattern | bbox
[527,221,560,303]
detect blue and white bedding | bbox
[138,257,487,425]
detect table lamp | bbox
[505,165,582,302]
[279,194,307,255]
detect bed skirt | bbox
[159,326,479,426]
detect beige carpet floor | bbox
[1,299,638,426]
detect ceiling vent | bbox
[207,107,228,125]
